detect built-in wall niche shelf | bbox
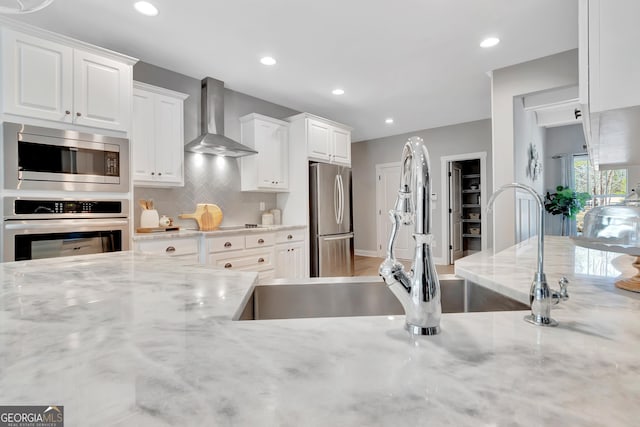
[462,174,480,179]
[462,219,481,223]
[463,234,482,238]
[462,204,480,208]
[462,189,481,193]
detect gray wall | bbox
[351,119,492,261]
[514,97,545,195]
[132,62,299,227]
[491,49,579,251]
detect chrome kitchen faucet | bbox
[487,183,569,327]
[379,136,442,335]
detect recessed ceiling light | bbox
[260,56,277,66]
[480,37,500,48]
[385,118,394,124]
[134,1,158,16]
[332,88,345,96]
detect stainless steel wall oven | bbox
[3,122,129,192]
[2,197,130,262]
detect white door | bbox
[332,128,351,165]
[2,30,73,122]
[275,242,305,279]
[307,119,331,161]
[450,163,464,262]
[73,49,129,131]
[154,93,183,184]
[377,164,413,260]
[131,89,155,182]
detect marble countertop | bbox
[2,237,640,426]
[133,224,306,241]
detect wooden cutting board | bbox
[179,204,223,231]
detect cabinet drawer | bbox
[209,248,274,272]
[245,233,275,249]
[136,238,198,256]
[276,229,306,244]
[207,235,245,253]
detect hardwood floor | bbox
[354,255,455,277]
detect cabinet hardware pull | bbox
[76,112,82,117]
[224,263,232,268]
[287,234,293,240]
[224,242,232,248]
[258,238,264,244]
[258,257,265,263]
[158,172,162,176]
[65,110,71,115]
[165,246,176,253]
[151,172,155,175]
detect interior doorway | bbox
[441,152,487,265]
[376,162,413,260]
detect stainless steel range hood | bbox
[184,77,258,157]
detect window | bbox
[573,154,627,231]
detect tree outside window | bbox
[573,154,627,231]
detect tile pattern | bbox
[134,152,277,228]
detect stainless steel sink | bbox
[236,278,528,320]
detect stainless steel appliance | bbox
[309,163,353,277]
[2,197,130,262]
[3,122,129,192]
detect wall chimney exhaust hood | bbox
[184,77,258,157]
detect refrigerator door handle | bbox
[334,174,340,224]
[321,232,354,241]
[338,174,344,224]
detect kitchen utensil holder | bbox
[141,209,159,228]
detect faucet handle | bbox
[558,277,569,299]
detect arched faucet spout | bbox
[487,183,569,327]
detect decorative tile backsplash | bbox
[134,152,277,228]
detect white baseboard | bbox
[355,249,378,257]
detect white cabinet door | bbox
[132,82,186,187]
[240,114,289,192]
[131,89,155,181]
[73,49,130,131]
[256,120,283,187]
[307,119,331,162]
[275,241,305,279]
[332,127,351,166]
[154,93,184,183]
[588,0,640,113]
[2,29,73,122]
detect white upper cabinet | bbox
[73,49,131,131]
[1,27,136,133]
[132,82,188,187]
[579,0,640,168]
[240,113,289,192]
[304,115,352,166]
[583,0,640,113]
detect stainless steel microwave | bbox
[3,122,129,192]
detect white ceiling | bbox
[12,0,578,141]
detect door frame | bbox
[375,161,401,258]
[440,152,488,264]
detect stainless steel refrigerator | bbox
[309,163,354,277]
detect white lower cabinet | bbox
[134,227,308,281]
[274,229,307,279]
[134,236,200,262]
[206,233,276,281]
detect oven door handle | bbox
[4,219,129,230]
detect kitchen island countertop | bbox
[1,237,639,426]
